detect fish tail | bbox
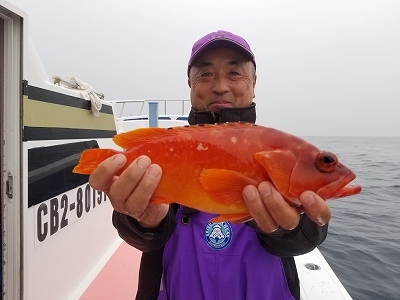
[73,148,119,175]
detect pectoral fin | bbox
[199,169,258,206]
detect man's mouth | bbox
[208,101,232,112]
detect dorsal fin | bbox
[113,122,255,149]
[113,127,176,149]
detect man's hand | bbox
[89,154,169,229]
[242,182,331,233]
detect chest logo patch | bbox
[204,220,232,250]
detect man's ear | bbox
[253,74,257,98]
[188,78,191,88]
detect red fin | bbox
[113,122,255,149]
[199,169,258,206]
[211,213,252,223]
[72,149,119,175]
[113,128,175,149]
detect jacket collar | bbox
[188,102,256,125]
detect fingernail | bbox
[243,187,257,201]
[317,216,326,226]
[137,156,151,169]
[258,182,271,197]
[113,154,126,166]
[147,165,161,179]
[302,192,315,207]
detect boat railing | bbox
[111,99,191,132]
[111,99,191,119]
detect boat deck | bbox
[80,241,141,299]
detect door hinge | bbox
[6,172,13,199]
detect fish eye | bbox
[315,151,338,173]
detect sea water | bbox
[304,136,400,300]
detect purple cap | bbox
[187,30,256,76]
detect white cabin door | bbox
[0,4,23,299]
[0,15,3,300]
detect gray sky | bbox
[11,0,400,136]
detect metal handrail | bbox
[112,99,190,118]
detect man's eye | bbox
[200,72,211,77]
[229,71,240,75]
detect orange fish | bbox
[73,122,361,222]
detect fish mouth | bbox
[330,184,362,199]
[317,172,362,200]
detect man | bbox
[89,30,331,299]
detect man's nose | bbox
[212,75,229,94]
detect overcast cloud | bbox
[10,0,400,136]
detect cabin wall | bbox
[21,83,121,299]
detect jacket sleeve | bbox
[248,214,328,257]
[112,206,177,252]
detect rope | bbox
[52,75,103,116]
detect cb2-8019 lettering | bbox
[36,184,107,242]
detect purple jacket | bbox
[158,206,294,300]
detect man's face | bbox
[188,48,256,113]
